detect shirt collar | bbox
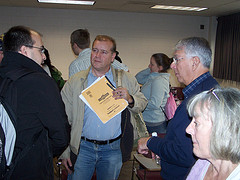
[89,67,112,78]
[88,67,115,86]
[183,72,211,99]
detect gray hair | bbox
[175,37,212,68]
[187,87,240,163]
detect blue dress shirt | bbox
[81,68,122,140]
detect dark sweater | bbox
[147,72,219,180]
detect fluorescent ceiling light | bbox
[38,0,95,5]
[151,5,207,12]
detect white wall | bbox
[0,6,215,82]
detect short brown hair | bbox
[70,29,90,49]
[92,35,116,53]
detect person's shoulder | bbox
[70,52,90,67]
[186,159,209,180]
[121,69,135,79]
[113,68,136,85]
[81,48,91,54]
[202,75,219,89]
[63,70,88,92]
[78,48,91,58]
[205,75,219,84]
[152,73,169,81]
[112,60,128,71]
[70,57,83,66]
[17,71,58,92]
[71,49,90,64]
[25,71,54,84]
[68,69,88,82]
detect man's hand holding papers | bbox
[79,76,128,124]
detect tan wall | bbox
[0,6,214,85]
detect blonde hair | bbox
[187,87,240,163]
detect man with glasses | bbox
[0,26,70,179]
[138,37,219,180]
[60,35,147,180]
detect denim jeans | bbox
[72,138,122,180]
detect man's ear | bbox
[192,56,200,71]
[73,43,77,48]
[18,45,28,56]
[72,43,81,55]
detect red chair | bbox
[136,170,163,180]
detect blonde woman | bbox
[186,87,240,180]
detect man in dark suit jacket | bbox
[138,37,219,180]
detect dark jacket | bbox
[120,108,133,162]
[147,74,219,180]
[0,52,70,180]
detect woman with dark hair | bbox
[136,53,172,133]
[42,48,65,90]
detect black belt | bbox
[81,134,122,145]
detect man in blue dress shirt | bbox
[60,35,147,180]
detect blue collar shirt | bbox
[81,67,122,140]
[183,71,211,99]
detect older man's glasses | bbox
[173,57,184,64]
[25,45,45,54]
[207,88,220,102]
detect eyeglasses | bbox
[25,45,45,54]
[207,88,220,102]
[173,57,184,64]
